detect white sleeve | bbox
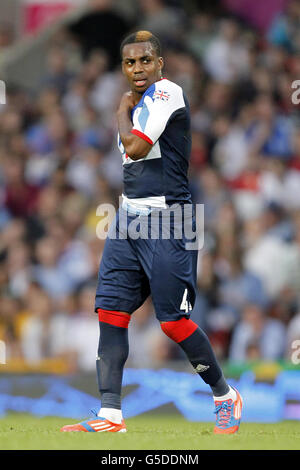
[131,82,185,145]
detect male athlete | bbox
[61,31,242,434]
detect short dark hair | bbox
[120,30,162,58]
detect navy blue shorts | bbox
[95,204,198,322]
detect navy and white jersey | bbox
[118,78,192,208]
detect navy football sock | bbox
[161,318,230,396]
[96,309,130,410]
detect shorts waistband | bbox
[122,200,154,216]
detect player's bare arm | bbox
[117,91,152,160]
[118,39,164,160]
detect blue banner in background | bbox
[0,369,299,422]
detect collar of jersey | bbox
[131,77,167,116]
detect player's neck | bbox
[131,76,164,105]
[132,91,144,106]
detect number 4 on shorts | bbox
[180,288,192,313]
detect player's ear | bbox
[121,60,126,75]
[158,56,164,76]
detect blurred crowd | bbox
[0,0,300,372]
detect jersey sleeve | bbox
[131,82,185,145]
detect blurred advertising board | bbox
[0,367,300,422]
[22,0,83,35]
[222,0,289,32]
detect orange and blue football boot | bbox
[60,409,127,433]
[213,387,243,434]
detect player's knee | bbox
[160,318,198,343]
[97,308,131,328]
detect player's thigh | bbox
[149,236,198,322]
[95,223,150,314]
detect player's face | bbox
[122,42,164,95]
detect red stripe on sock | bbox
[97,308,131,328]
[161,318,198,343]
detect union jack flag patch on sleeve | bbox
[153,90,170,101]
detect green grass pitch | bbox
[0,414,299,450]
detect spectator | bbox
[2,156,40,218]
[267,0,300,53]
[64,284,99,371]
[0,22,14,51]
[40,47,75,96]
[203,18,250,83]
[186,12,215,61]
[20,285,53,362]
[33,236,73,299]
[229,303,286,361]
[137,0,186,43]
